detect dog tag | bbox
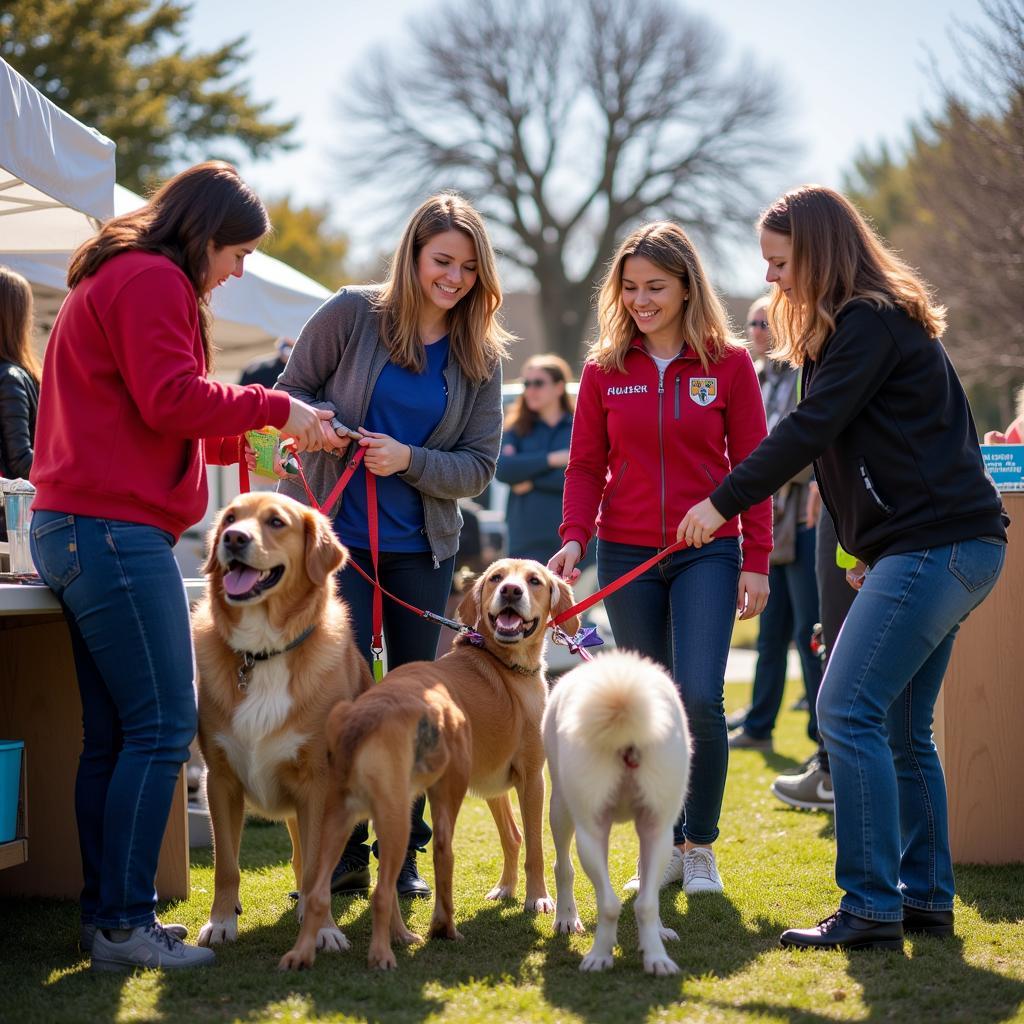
[237,652,256,690]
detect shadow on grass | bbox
[956,863,1024,924]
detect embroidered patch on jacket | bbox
[689,377,717,406]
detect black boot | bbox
[780,910,904,950]
[903,907,954,937]
[330,854,371,895]
[396,851,431,899]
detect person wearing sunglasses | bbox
[496,354,586,566]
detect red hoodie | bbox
[560,338,773,574]
[31,251,291,541]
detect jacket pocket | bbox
[31,514,81,589]
[857,457,894,517]
[948,536,1006,593]
[599,461,629,516]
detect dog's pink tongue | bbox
[223,566,260,596]
[496,610,524,630]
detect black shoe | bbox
[780,910,904,951]
[330,855,371,895]
[903,907,954,937]
[396,851,431,899]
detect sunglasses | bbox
[747,319,769,330]
[522,378,552,388]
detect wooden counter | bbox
[935,491,1024,864]
[0,579,205,900]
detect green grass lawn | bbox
[3,679,1023,1024]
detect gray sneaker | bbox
[90,921,215,972]
[771,764,834,812]
[727,727,772,751]
[80,920,188,954]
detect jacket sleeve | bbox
[401,362,503,500]
[0,367,35,479]
[724,351,773,575]
[559,362,608,556]
[711,303,901,520]
[101,268,291,438]
[205,436,244,466]
[495,430,553,484]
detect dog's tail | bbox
[560,651,675,752]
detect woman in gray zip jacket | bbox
[276,193,510,898]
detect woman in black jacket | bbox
[0,266,40,537]
[680,185,1007,951]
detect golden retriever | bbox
[192,492,372,951]
[279,558,580,971]
[544,651,690,974]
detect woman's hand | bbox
[511,481,534,495]
[736,571,770,620]
[676,498,726,547]
[359,429,412,477]
[282,397,336,452]
[805,481,821,525]
[243,439,292,479]
[547,541,583,583]
[547,449,570,468]
[846,559,868,591]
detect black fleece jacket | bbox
[0,360,38,480]
[711,301,1007,566]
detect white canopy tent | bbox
[0,57,332,378]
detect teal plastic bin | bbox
[0,740,25,843]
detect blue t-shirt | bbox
[335,336,450,552]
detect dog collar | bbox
[237,624,317,690]
[459,635,540,677]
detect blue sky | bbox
[184,0,986,293]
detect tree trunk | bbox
[534,258,593,370]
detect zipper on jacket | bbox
[600,461,629,514]
[674,375,681,420]
[639,348,684,546]
[702,463,720,487]
[858,458,895,516]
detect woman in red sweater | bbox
[29,161,332,972]
[549,222,771,896]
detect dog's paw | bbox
[659,925,679,943]
[277,946,315,972]
[197,916,237,946]
[485,883,516,901]
[429,920,464,941]
[393,927,423,947]
[316,925,350,953]
[368,945,398,971]
[580,951,614,972]
[643,952,680,976]
[526,895,555,914]
[554,915,585,935]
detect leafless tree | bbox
[338,0,790,362]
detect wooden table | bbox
[934,491,1024,864]
[0,580,204,899]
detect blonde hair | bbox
[0,266,41,384]
[759,185,947,365]
[590,222,740,372]
[373,193,513,383]
[504,353,576,435]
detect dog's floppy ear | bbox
[202,513,225,578]
[549,573,581,637]
[456,574,483,629]
[304,508,346,586]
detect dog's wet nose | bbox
[221,528,251,554]
[499,581,523,602]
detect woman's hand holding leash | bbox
[282,398,336,452]
[846,560,868,590]
[677,498,726,547]
[548,541,583,584]
[359,428,412,476]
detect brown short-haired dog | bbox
[193,492,371,951]
[279,558,579,971]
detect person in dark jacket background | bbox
[680,185,1007,952]
[496,354,585,565]
[238,335,295,388]
[0,266,41,538]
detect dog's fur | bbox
[192,492,372,951]
[279,558,579,971]
[543,651,691,974]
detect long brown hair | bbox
[373,193,513,383]
[67,161,270,368]
[759,185,947,364]
[0,266,41,384]
[591,221,740,372]
[504,354,576,436]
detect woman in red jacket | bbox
[29,161,333,972]
[549,222,771,896]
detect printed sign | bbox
[982,445,1024,492]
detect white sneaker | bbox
[90,921,215,972]
[682,847,723,895]
[622,846,686,894]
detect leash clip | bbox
[551,624,604,662]
[237,651,256,691]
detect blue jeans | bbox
[818,538,1005,921]
[597,537,741,845]
[336,547,455,863]
[745,524,823,742]
[30,512,196,929]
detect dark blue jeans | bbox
[30,512,196,929]
[744,524,823,741]
[336,547,455,863]
[597,537,741,845]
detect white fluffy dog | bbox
[543,650,691,975]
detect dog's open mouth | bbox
[488,608,539,643]
[222,561,285,602]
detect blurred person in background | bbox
[983,384,1024,444]
[239,335,295,388]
